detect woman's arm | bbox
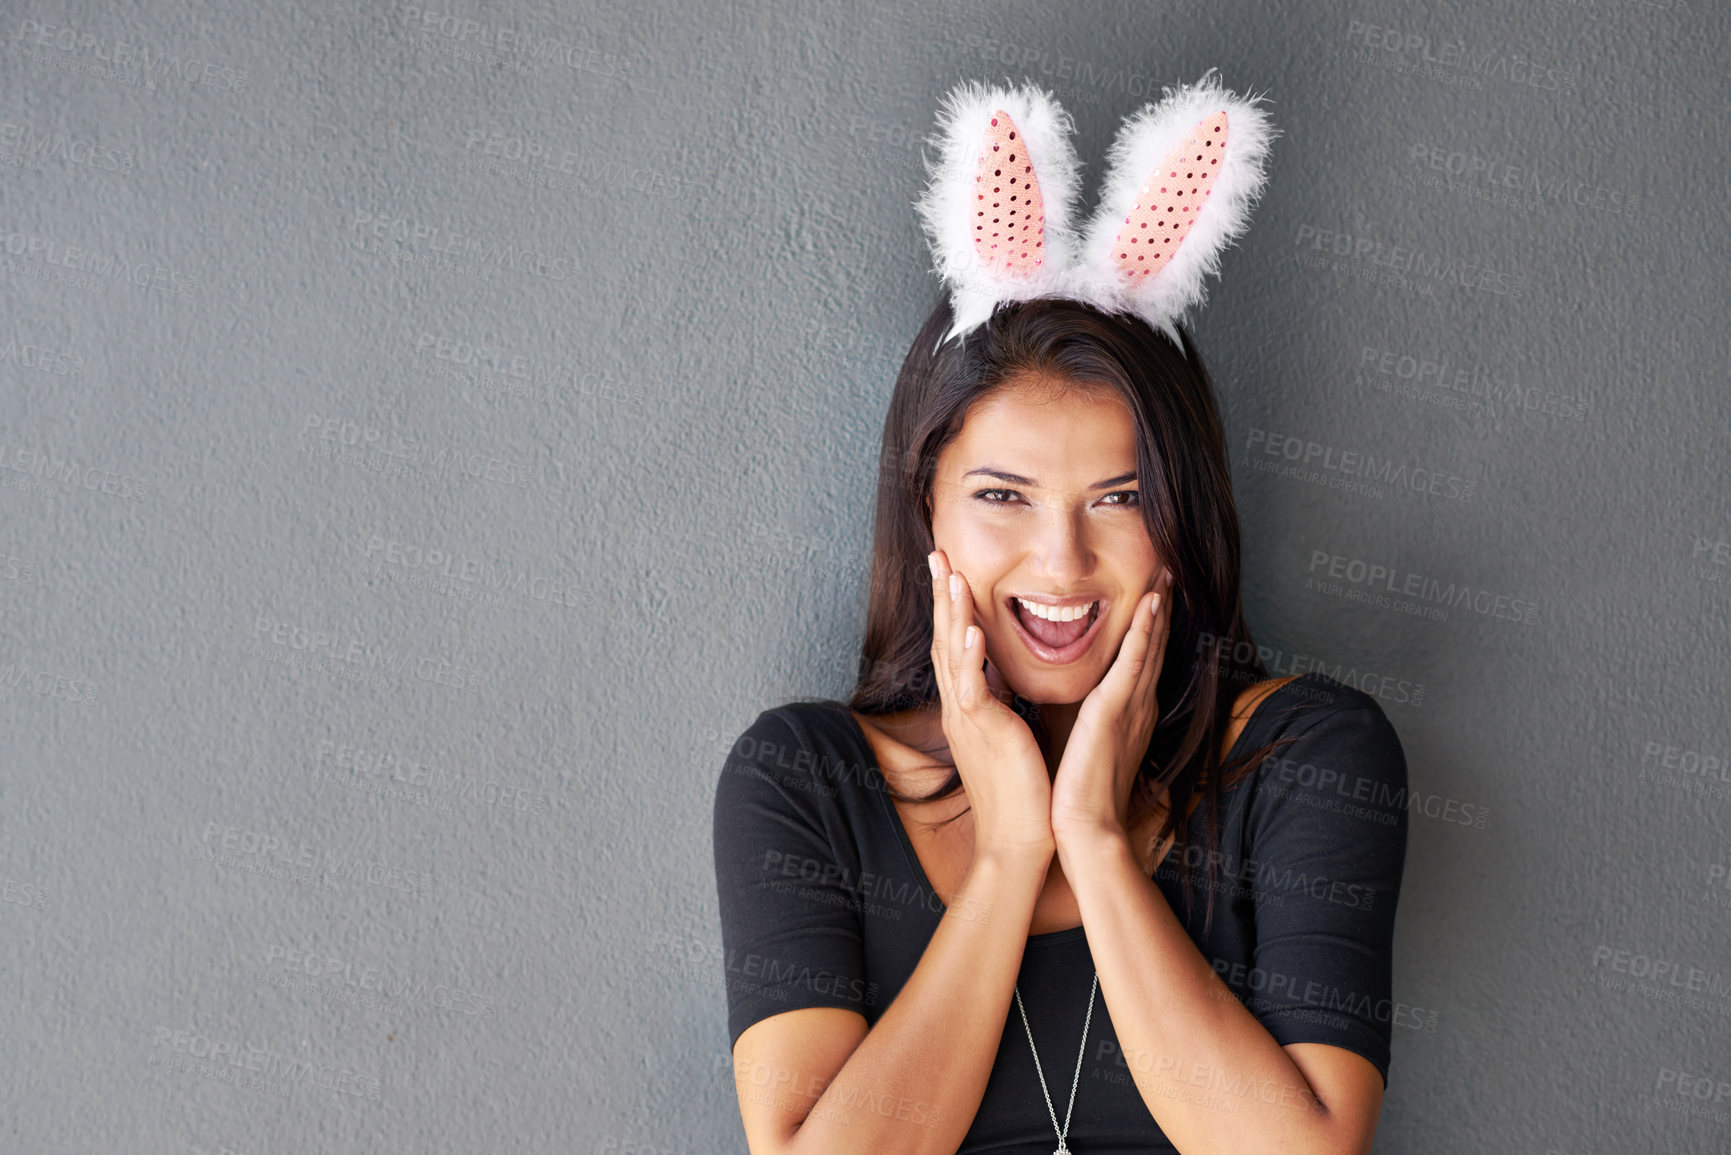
[730,846,1050,1155]
[1046,585,1397,1154]
[724,553,1064,1153]
[1057,829,1384,1155]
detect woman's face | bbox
[929,372,1167,706]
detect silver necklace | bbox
[1013,970,1098,1155]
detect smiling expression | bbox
[929,371,1167,705]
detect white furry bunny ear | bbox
[1063,69,1278,345]
[914,80,1083,349]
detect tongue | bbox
[1022,606,1090,649]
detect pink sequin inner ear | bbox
[1111,110,1228,279]
[971,109,1045,276]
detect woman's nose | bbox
[1025,510,1094,581]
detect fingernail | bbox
[949,573,961,600]
[928,552,939,578]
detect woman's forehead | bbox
[949,383,1137,466]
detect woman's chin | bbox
[986,655,1099,707]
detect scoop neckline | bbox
[835,673,1321,942]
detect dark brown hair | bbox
[843,294,1316,937]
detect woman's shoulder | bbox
[730,698,956,803]
[1256,673,1400,734]
[734,697,862,751]
[713,698,884,803]
[1248,673,1409,794]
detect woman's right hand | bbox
[928,549,1056,863]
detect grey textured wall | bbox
[2,0,1726,1152]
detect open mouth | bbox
[1005,597,1106,665]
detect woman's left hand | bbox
[1050,569,1174,844]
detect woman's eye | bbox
[971,489,1140,506]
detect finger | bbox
[951,568,977,708]
[929,549,952,686]
[1122,581,1169,715]
[1114,589,1160,700]
[930,553,959,719]
[957,578,993,714]
[1147,571,1174,687]
[1092,588,1154,712]
[1136,588,1163,697]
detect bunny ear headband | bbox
[915,68,1278,352]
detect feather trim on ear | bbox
[914,80,1084,349]
[1062,69,1278,345]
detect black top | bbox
[711,672,1409,1153]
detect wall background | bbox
[3,0,1727,1151]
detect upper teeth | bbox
[1018,598,1096,622]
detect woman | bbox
[714,78,1408,1154]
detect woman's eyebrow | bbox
[962,467,1138,490]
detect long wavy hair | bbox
[844,294,1314,938]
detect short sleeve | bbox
[711,708,877,1049]
[1241,689,1410,1089]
